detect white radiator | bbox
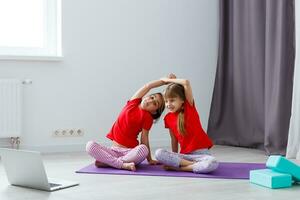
[0,79,22,138]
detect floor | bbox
[0,145,299,200]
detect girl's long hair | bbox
[164,83,186,135]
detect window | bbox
[0,0,62,60]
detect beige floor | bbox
[0,145,299,200]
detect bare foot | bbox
[95,161,109,168]
[163,165,180,171]
[122,162,136,171]
[163,165,194,172]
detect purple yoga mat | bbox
[76,162,265,179]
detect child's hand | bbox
[148,159,159,165]
[161,74,176,84]
[161,73,176,83]
[168,73,176,79]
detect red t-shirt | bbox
[164,100,213,154]
[106,98,153,148]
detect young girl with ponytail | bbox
[155,74,218,173]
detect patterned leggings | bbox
[86,141,149,169]
[155,148,219,173]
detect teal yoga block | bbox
[250,169,292,189]
[267,155,300,182]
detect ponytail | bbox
[177,110,186,135]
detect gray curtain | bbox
[207,0,295,155]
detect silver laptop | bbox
[0,148,79,192]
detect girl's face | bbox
[141,94,164,114]
[164,96,184,113]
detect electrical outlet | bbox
[75,128,84,136]
[61,129,67,136]
[52,128,85,137]
[53,129,60,136]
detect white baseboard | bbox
[19,143,87,153]
[13,139,170,153]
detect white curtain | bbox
[286,0,300,160]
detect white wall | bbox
[0,0,219,152]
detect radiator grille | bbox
[0,79,22,138]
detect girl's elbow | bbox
[143,83,150,90]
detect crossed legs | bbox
[86,141,149,171]
[155,148,218,173]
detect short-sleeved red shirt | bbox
[106,98,153,148]
[164,100,213,154]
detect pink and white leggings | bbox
[86,141,149,169]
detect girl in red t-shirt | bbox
[86,79,166,171]
[155,74,218,173]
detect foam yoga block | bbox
[266,155,300,182]
[250,169,292,189]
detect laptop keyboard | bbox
[49,183,62,188]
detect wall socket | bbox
[52,128,84,137]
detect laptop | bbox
[0,148,79,192]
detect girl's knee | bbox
[155,148,167,160]
[139,144,148,150]
[86,141,97,153]
[155,149,180,167]
[138,144,149,156]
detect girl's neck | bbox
[174,107,184,113]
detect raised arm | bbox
[161,75,194,105]
[130,79,165,100]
